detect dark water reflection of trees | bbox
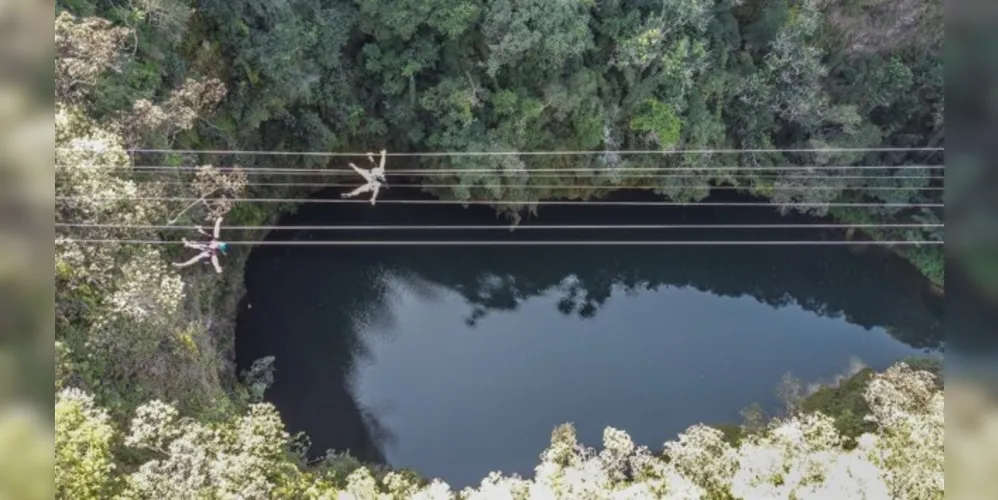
[235,189,944,466]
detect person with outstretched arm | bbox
[341,149,388,205]
[172,217,227,273]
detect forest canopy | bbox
[56,0,945,286]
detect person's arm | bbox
[173,252,209,268]
[372,150,387,179]
[349,163,367,176]
[211,254,223,274]
[213,217,222,239]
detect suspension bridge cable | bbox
[120,181,947,191]
[55,196,945,208]
[54,239,945,247]
[55,164,944,173]
[55,146,945,156]
[55,222,946,231]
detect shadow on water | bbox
[235,187,944,481]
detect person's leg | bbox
[173,251,209,268]
[369,184,381,205]
[211,254,222,274]
[213,217,222,239]
[341,183,373,199]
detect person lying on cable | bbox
[172,216,227,273]
[341,149,389,205]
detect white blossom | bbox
[57,363,944,499]
[663,423,738,493]
[864,364,944,499]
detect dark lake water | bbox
[235,188,944,488]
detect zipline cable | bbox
[55,196,945,208]
[61,169,946,180]
[55,239,945,246]
[55,222,946,231]
[55,146,945,156]
[55,164,944,173]
[120,181,948,191]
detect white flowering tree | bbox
[55,103,232,413]
[55,362,944,500]
[863,364,945,499]
[55,15,246,416]
[123,400,301,498]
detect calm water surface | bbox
[236,190,943,488]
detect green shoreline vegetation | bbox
[54,0,950,497]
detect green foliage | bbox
[740,0,790,50]
[798,369,878,448]
[797,357,942,448]
[712,423,745,447]
[55,390,121,499]
[241,356,276,402]
[482,0,594,78]
[630,99,683,148]
[897,245,945,287]
[899,357,943,388]
[832,206,944,287]
[358,0,480,40]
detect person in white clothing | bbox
[341,149,389,205]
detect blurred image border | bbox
[0,0,56,498]
[945,0,998,498]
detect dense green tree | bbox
[482,0,594,78]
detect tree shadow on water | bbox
[235,192,946,467]
[376,243,943,351]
